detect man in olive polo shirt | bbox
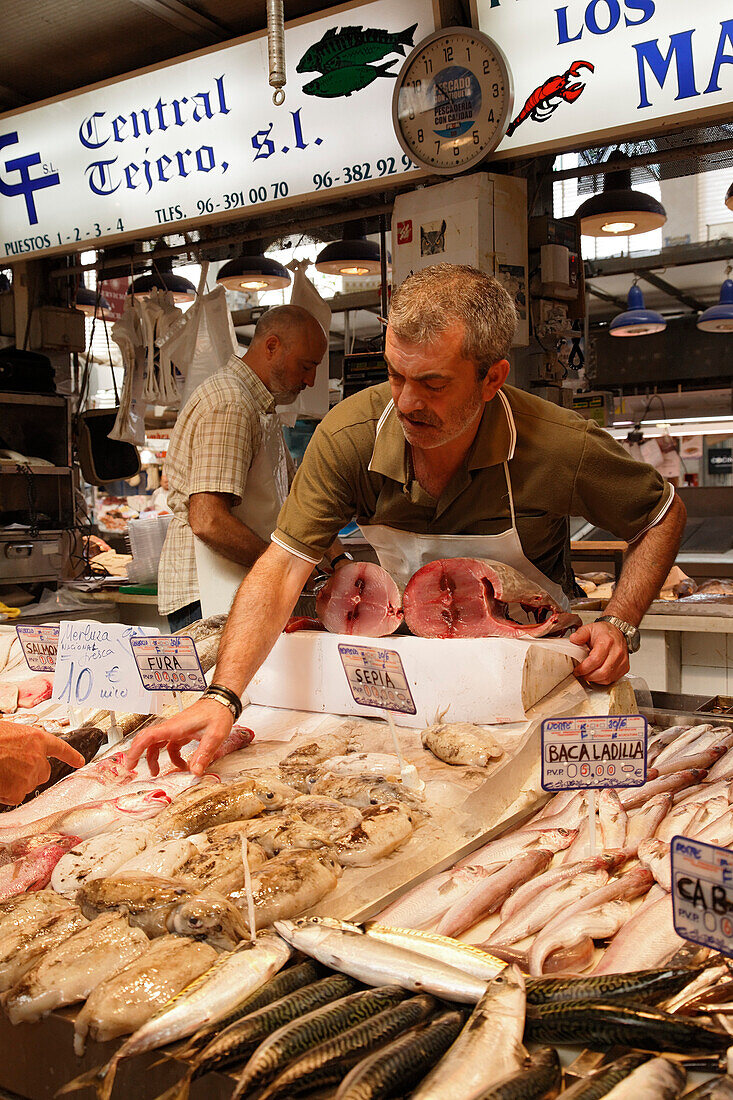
[128,264,686,777]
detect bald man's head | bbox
[247,305,327,404]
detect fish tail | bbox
[375,59,399,76]
[400,22,418,46]
[152,1078,191,1100]
[54,1063,107,1096]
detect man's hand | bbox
[0,721,85,806]
[568,620,630,685]
[125,698,234,778]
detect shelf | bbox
[0,465,71,475]
[0,392,66,408]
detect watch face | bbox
[392,29,513,175]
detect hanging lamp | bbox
[128,251,196,302]
[0,273,10,293]
[609,283,667,337]
[576,152,667,238]
[216,240,290,291]
[726,181,733,212]
[76,284,112,319]
[315,220,389,277]
[698,266,733,333]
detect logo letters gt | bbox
[0,132,61,226]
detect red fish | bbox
[0,833,82,900]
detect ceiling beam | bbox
[586,284,628,310]
[0,82,28,110]
[128,0,230,43]
[552,139,733,181]
[585,240,733,279]
[636,270,705,312]
[232,289,381,326]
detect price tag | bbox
[541,714,647,792]
[671,835,733,956]
[130,635,206,692]
[338,644,416,715]
[51,620,162,713]
[15,625,59,672]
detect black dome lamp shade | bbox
[76,283,112,319]
[128,251,196,302]
[216,240,290,292]
[315,220,388,277]
[575,152,667,238]
[726,180,733,212]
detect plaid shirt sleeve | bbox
[187,402,258,504]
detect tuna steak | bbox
[403,558,576,640]
[316,562,403,637]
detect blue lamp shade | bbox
[698,279,733,333]
[609,284,667,337]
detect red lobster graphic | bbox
[507,60,594,137]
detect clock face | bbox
[392,28,513,175]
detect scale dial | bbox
[392,27,513,175]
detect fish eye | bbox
[188,916,201,927]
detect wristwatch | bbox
[595,615,641,654]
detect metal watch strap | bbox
[330,552,354,568]
[596,615,640,653]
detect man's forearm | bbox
[195,510,269,567]
[605,495,687,627]
[211,544,313,696]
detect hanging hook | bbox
[267,0,286,105]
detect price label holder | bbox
[15,625,59,672]
[672,835,733,956]
[541,713,647,856]
[338,643,416,782]
[129,635,207,693]
[51,620,162,716]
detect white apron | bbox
[194,410,289,617]
[360,461,571,611]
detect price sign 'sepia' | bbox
[338,644,416,715]
[130,635,207,692]
[16,625,59,673]
[672,835,733,956]
[541,714,647,792]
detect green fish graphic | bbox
[302,60,399,98]
[297,23,418,74]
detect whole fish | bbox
[624,793,673,853]
[310,774,423,811]
[689,797,733,837]
[648,725,691,762]
[598,789,628,848]
[165,973,361,1098]
[521,797,587,833]
[274,917,489,1002]
[654,746,726,776]
[375,863,503,931]
[637,838,671,891]
[455,828,577,871]
[0,905,88,992]
[499,854,624,925]
[10,725,106,807]
[663,962,730,1015]
[296,23,418,74]
[333,802,413,867]
[303,61,399,98]
[488,869,610,947]
[4,911,149,1024]
[291,795,363,839]
[435,848,553,938]
[228,849,342,929]
[364,924,505,982]
[411,964,526,1100]
[653,725,713,766]
[619,769,709,810]
[490,939,596,976]
[528,867,653,975]
[525,999,729,1052]
[706,751,733,782]
[534,789,582,820]
[0,788,171,844]
[601,1056,686,1099]
[529,900,632,976]
[50,824,154,894]
[558,1053,650,1099]
[695,812,733,848]
[526,966,699,1006]
[231,986,408,1098]
[73,934,217,1054]
[0,833,81,899]
[594,889,686,974]
[334,1011,464,1100]
[421,720,504,767]
[683,1078,733,1100]
[85,931,291,1100]
[476,1046,561,1100]
[260,994,436,1099]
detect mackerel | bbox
[411,964,526,1100]
[231,985,407,1098]
[601,1056,686,1099]
[474,1046,561,1100]
[525,999,729,1053]
[526,966,699,1006]
[334,1012,464,1100]
[559,1053,649,1099]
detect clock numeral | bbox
[487,109,495,122]
[465,46,471,61]
[424,57,433,74]
[493,83,500,98]
[443,45,453,62]
[483,59,491,75]
[417,128,424,143]
[413,79,422,91]
[435,140,441,154]
[408,105,415,120]
[453,145,460,157]
[472,130,480,145]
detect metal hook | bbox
[273,87,285,105]
[267,0,286,106]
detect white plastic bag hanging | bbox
[109,299,146,446]
[278,259,331,427]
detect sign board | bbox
[708,447,733,476]
[472,1,733,159]
[541,714,647,791]
[671,835,733,956]
[130,635,207,692]
[15,624,59,673]
[99,277,130,321]
[51,620,163,713]
[0,0,433,261]
[338,643,417,714]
